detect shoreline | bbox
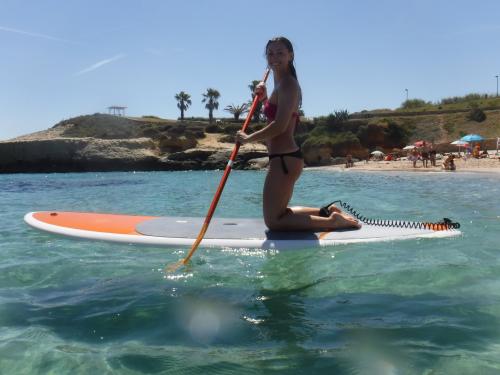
[306,157,500,175]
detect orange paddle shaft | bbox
[180,68,271,265]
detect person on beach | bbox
[443,154,456,171]
[235,36,360,231]
[429,146,437,167]
[421,147,429,168]
[345,154,354,168]
[410,148,419,168]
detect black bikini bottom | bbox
[268,148,303,174]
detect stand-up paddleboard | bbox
[24,211,461,249]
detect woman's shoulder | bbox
[279,76,300,90]
[276,76,300,101]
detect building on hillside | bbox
[108,106,127,116]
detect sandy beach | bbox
[308,155,500,174]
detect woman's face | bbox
[266,41,293,70]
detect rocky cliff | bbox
[0,136,269,173]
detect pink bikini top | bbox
[263,101,299,123]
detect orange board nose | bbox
[33,212,155,235]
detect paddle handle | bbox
[179,68,271,265]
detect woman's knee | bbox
[265,217,283,231]
[264,208,291,231]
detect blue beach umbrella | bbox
[460,134,484,142]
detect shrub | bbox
[356,123,385,148]
[440,93,485,105]
[400,99,430,109]
[302,132,361,157]
[332,110,350,123]
[205,124,223,133]
[384,121,410,148]
[468,108,486,122]
[222,124,242,135]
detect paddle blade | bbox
[165,223,208,273]
[165,259,185,273]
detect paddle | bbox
[166,68,271,272]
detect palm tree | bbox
[202,88,220,123]
[175,91,191,120]
[224,103,249,121]
[248,80,263,123]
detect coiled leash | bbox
[319,200,460,231]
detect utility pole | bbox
[496,75,499,97]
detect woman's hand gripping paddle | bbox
[166,68,270,273]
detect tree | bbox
[202,88,220,124]
[224,103,249,121]
[249,80,263,122]
[175,91,191,120]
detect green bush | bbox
[222,124,242,135]
[356,123,385,148]
[440,93,486,105]
[302,132,361,155]
[383,120,410,148]
[468,108,487,122]
[205,124,223,133]
[400,99,430,109]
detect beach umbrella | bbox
[370,150,384,155]
[403,145,416,150]
[414,140,426,147]
[460,134,484,142]
[451,140,469,153]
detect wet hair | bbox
[265,36,302,106]
[265,36,298,81]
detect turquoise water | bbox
[1,170,500,374]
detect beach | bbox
[309,154,500,174]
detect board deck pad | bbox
[136,217,320,240]
[25,211,461,249]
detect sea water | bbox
[0,170,499,374]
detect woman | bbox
[236,37,360,231]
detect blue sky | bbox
[1,0,499,140]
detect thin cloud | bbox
[0,25,72,43]
[75,54,126,76]
[145,48,164,56]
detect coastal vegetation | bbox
[3,92,498,173]
[224,103,249,121]
[248,80,264,122]
[393,93,500,113]
[202,88,220,124]
[51,89,500,155]
[174,91,191,120]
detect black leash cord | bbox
[330,200,460,230]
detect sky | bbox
[1,0,499,140]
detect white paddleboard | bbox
[24,211,461,250]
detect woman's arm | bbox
[236,79,299,144]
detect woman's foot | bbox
[326,203,342,215]
[328,212,361,230]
